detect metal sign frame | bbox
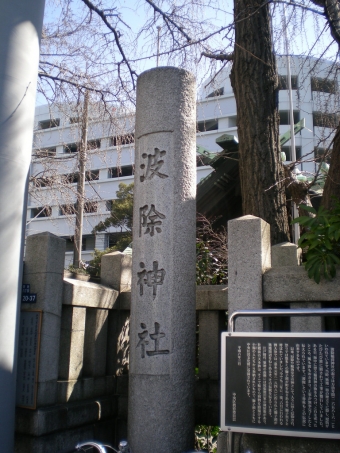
[221,308,340,452]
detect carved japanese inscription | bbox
[139,204,166,237]
[137,261,165,298]
[140,148,169,182]
[137,322,170,358]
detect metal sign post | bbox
[223,308,340,453]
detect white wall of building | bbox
[27,55,339,266]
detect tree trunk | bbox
[230,0,290,244]
[310,0,340,209]
[321,125,340,209]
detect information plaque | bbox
[221,332,340,439]
[16,310,42,409]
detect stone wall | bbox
[15,217,340,453]
[15,235,228,452]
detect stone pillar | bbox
[22,232,65,405]
[228,215,271,332]
[271,242,323,332]
[101,251,132,292]
[0,1,45,450]
[128,67,196,453]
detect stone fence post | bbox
[128,67,197,453]
[22,232,65,406]
[228,215,271,332]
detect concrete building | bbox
[27,55,339,266]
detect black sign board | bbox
[22,284,37,303]
[16,310,42,409]
[221,332,340,439]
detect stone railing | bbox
[15,232,228,453]
[16,218,340,453]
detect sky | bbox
[36,0,336,106]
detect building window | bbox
[82,234,96,251]
[279,110,300,125]
[197,119,218,132]
[61,235,95,251]
[311,77,337,94]
[106,232,127,248]
[33,147,56,158]
[109,133,135,147]
[108,165,133,178]
[281,146,302,161]
[62,173,79,184]
[86,170,100,181]
[38,118,60,130]
[84,201,98,213]
[31,176,53,188]
[64,140,101,153]
[87,139,101,150]
[278,75,298,90]
[314,147,332,163]
[206,87,224,98]
[59,204,77,216]
[105,200,113,211]
[69,117,80,124]
[30,206,52,218]
[228,115,237,127]
[64,143,78,153]
[313,112,339,129]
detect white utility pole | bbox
[0,0,45,450]
[282,4,300,244]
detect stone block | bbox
[59,306,86,380]
[16,395,115,436]
[290,302,323,332]
[22,271,64,316]
[241,433,340,453]
[196,285,228,310]
[82,377,95,400]
[25,232,65,275]
[101,251,132,292]
[118,395,128,418]
[63,278,119,308]
[116,375,129,395]
[198,311,225,380]
[57,379,81,403]
[38,312,61,383]
[194,379,208,401]
[15,424,95,453]
[83,308,109,377]
[216,431,228,453]
[228,215,271,332]
[263,266,340,302]
[94,376,106,396]
[36,380,58,407]
[117,291,131,310]
[271,241,301,267]
[107,310,130,376]
[106,375,115,394]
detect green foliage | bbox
[88,246,118,277]
[195,425,220,453]
[68,264,89,275]
[196,215,228,285]
[92,182,134,233]
[292,200,340,283]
